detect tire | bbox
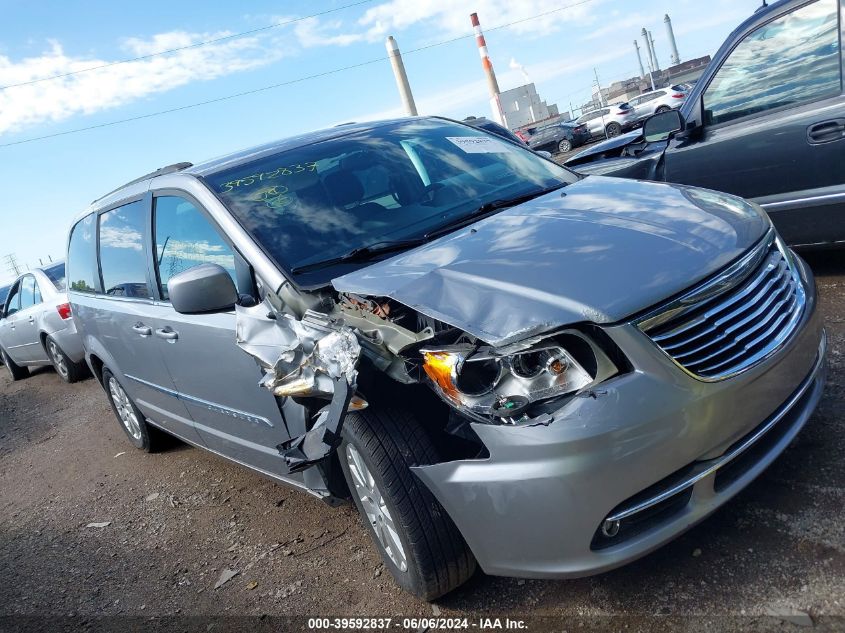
[45,336,86,384]
[655,105,671,114]
[557,139,572,153]
[605,122,622,138]
[1,347,28,381]
[339,406,476,600]
[102,368,165,452]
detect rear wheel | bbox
[557,139,572,153]
[339,406,476,600]
[1,347,28,381]
[655,105,671,114]
[46,336,85,383]
[605,122,622,138]
[102,368,165,452]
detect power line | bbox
[0,0,377,90]
[0,0,601,148]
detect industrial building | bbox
[497,83,562,129]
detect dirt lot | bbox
[0,253,843,631]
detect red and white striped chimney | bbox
[470,12,505,125]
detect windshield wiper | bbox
[291,237,429,274]
[424,183,568,240]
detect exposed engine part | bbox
[236,298,362,472]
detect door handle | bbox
[132,323,152,337]
[155,327,178,341]
[807,119,845,144]
[28,316,35,324]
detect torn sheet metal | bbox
[236,298,361,398]
[331,177,768,346]
[236,298,362,472]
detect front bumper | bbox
[412,257,825,578]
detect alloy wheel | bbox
[48,340,68,379]
[109,377,142,441]
[345,443,409,572]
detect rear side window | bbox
[42,263,66,291]
[153,196,237,300]
[98,201,151,299]
[704,0,841,125]
[67,215,98,293]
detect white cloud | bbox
[294,17,364,48]
[358,0,604,41]
[0,29,291,136]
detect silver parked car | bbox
[67,117,824,600]
[627,85,688,122]
[0,262,87,382]
[575,103,637,138]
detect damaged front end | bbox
[236,298,363,472]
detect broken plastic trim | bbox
[236,298,362,472]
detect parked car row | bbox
[566,0,845,248]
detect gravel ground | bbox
[0,252,843,632]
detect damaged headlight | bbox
[421,335,598,423]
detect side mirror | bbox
[643,109,684,143]
[168,263,238,315]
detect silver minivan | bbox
[0,262,87,382]
[67,117,824,600]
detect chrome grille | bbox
[638,233,805,380]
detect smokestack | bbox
[385,36,417,116]
[470,12,506,125]
[641,28,655,73]
[633,40,645,77]
[649,30,660,71]
[664,14,680,65]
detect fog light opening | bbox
[601,519,621,538]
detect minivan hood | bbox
[566,130,643,166]
[331,177,770,346]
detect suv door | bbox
[149,192,301,477]
[664,0,844,245]
[76,199,202,444]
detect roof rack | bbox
[92,162,193,204]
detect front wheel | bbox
[339,407,476,600]
[605,122,622,138]
[557,139,572,153]
[1,347,28,381]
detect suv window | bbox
[704,0,840,125]
[19,275,36,310]
[153,196,237,300]
[98,201,150,299]
[67,214,98,293]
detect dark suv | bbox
[525,121,590,153]
[566,0,845,248]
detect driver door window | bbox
[703,0,841,126]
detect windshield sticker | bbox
[219,162,318,193]
[254,185,292,210]
[446,136,513,154]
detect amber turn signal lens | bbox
[422,352,460,402]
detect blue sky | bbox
[0,0,759,285]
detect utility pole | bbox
[385,36,417,116]
[4,253,21,277]
[593,68,606,107]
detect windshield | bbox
[42,262,66,291]
[204,118,578,286]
